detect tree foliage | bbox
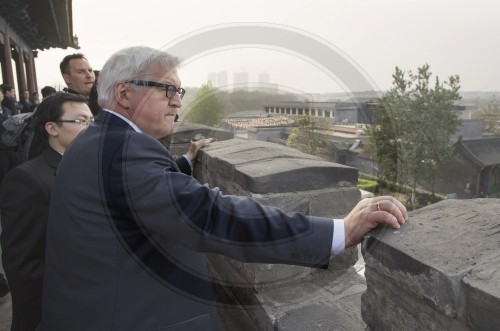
[184,86,302,110]
[184,82,223,127]
[218,90,300,114]
[287,115,329,155]
[368,64,461,208]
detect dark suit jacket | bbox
[41,111,334,331]
[0,146,61,331]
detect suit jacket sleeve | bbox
[0,165,50,277]
[104,133,334,268]
[175,156,192,176]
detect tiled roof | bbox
[457,137,500,167]
[0,0,78,50]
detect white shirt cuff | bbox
[331,218,345,255]
[183,154,193,169]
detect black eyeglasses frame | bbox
[124,80,185,100]
[55,119,95,126]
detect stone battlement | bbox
[362,199,500,331]
[192,138,366,330]
[185,134,499,330]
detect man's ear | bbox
[114,82,130,109]
[62,73,71,85]
[45,122,59,137]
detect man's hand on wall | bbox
[185,138,213,162]
[344,196,408,248]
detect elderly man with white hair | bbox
[41,46,407,331]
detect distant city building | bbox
[233,71,249,90]
[334,98,379,124]
[263,98,380,124]
[253,72,276,92]
[207,72,217,86]
[258,72,270,84]
[264,101,336,120]
[217,71,228,88]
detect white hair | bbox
[97,46,180,107]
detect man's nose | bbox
[168,92,182,108]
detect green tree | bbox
[184,82,223,127]
[287,115,329,155]
[368,64,461,208]
[473,96,500,135]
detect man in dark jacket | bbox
[0,88,13,121]
[0,92,93,331]
[40,86,56,99]
[27,54,95,160]
[0,84,18,115]
[40,46,407,331]
[19,90,34,113]
[60,53,95,99]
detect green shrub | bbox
[358,178,379,193]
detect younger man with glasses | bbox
[0,92,93,331]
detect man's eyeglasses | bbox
[56,119,95,127]
[125,80,185,100]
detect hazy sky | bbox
[34,0,499,95]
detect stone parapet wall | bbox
[361,199,500,331]
[162,124,235,158]
[193,139,366,330]
[247,126,286,142]
[194,139,357,195]
[183,131,500,330]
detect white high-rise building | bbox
[258,72,270,84]
[207,72,217,86]
[233,72,249,90]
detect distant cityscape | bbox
[204,71,500,106]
